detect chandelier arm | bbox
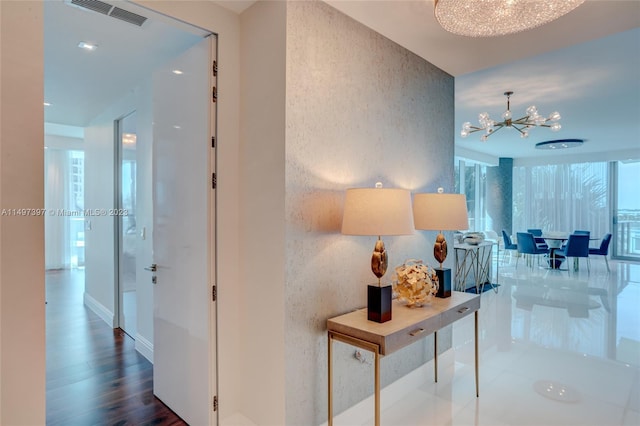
[512,116,532,125]
[487,124,507,136]
[511,125,526,135]
[466,127,485,134]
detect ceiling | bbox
[45,0,640,161]
[44,0,208,127]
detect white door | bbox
[151,36,217,425]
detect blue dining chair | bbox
[516,232,548,269]
[556,230,590,250]
[589,233,612,272]
[502,230,518,264]
[527,228,549,250]
[556,234,590,273]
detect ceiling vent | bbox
[67,0,148,27]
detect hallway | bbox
[45,269,186,425]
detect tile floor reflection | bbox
[365,259,640,425]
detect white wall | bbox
[83,91,135,326]
[44,133,83,151]
[239,2,288,423]
[0,2,46,424]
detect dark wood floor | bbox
[46,269,187,426]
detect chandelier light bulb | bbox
[459,91,562,141]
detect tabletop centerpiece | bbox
[392,259,439,307]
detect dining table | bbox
[541,233,599,270]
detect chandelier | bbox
[434,0,585,38]
[460,91,561,141]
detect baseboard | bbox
[83,292,115,327]
[135,333,154,363]
[319,359,432,426]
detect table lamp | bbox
[413,189,468,298]
[341,183,414,323]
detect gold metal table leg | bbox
[328,331,381,426]
[328,332,333,426]
[374,349,380,426]
[434,330,438,383]
[475,310,479,397]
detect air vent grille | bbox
[69,0,147,27]
[71,0,112,15]
[109,7,147,27]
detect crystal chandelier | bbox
[460,91,561,141]
[434,0,585,38]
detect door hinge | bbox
[212,86,217,103]
[213,395,218,412]
[211,136,216,148]
[212,173,217,189]
[212,60,217,77]
[212,285,217,302]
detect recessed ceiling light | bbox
[78,41,98,51]
[172,70,183,75]
[43,102,51,106]
[535,139,584,150]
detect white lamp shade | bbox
[341,187,414,236]
[413,193,468,231]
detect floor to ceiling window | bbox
[456,156,639,263]
[455,157,488,231]
[612,160,640,260]
[512,162,609,238]
[45,147,85,270]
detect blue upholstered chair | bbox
[502,230,518,264]
[527,228,549,250]
[589,233,612,272]
[516,232,549,269]
[556,234,590,273]
[574,230,590,236]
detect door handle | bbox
[145,264,157,272]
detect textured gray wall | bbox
[284,2,455,424]
[487,157,514,236]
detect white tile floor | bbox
[360,257,640,426]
